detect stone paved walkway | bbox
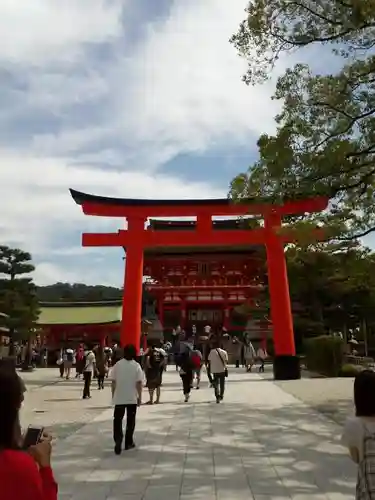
[45,368,357,500]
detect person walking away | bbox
[208,340,228,404]
[144,345,164,404]
[75,345,84,378]
[244,340,256,372]
[173,340,181,371]
[64,348,74,379]
[61,348,68,375]
[82,347,96,399]
[0,365,58,500]
[232,337,242,368]
[96,346,108,389]
[111,344,143,455]
[157,344,168,384]
[256,346,267,373]
[104,347,112,377]
[341,370,375,497]
[192,348,203,389]
[56,348,64,378]
[178,349,194,402]
[204,340,214,387]
[41,348,48,368]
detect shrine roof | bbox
[70,189,233,207]
[148,219,258,230]
[37,301,122,326]
[143,245,263,257]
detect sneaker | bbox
[216,398,220,404]
[125,443,136,451]
[184,395,189,402]
[114,443,122,455]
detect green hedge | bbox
[304,335,345,377]
[338,363,363,377]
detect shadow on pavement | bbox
[52,399,355,500]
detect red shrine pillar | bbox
[223,293,230,331]
[121,217,145,352]
[180,294,187,329]
[158,296,164,329]
[264,212,300,380]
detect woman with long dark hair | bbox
[0,366,58,500]
[96,346,108,390]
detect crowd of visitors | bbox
[51,326,267,404]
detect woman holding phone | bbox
[0,365,58,500]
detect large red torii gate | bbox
[70,189,328,380]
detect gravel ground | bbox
[19,368,112,440]
[274,377,355,425]
[259,365,355,425]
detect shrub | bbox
[338,363,363,377]
[304,335,345,377]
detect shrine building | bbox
[36,301,122,348]
[36,300,154,349]
[143,219,266,335]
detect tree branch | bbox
[287,1,343,26]
[338,226,375,240]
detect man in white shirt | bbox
[208,340,228,404]
[82,347,96,399]
[111,344,144,455]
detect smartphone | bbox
[22,426,44,450]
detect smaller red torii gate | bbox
[70,189,328,380]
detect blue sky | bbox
[1,0,372,286]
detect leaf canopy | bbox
[230,0,375,239]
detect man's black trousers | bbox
[113,404,137,448]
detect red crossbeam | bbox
[146,284,263,291]
[82,227,325,248]
[81,197,328,218]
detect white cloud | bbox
[35,258,124,287]
[111,0,285,156]
[0,0,299,286]
[0,149,225,284]
[24,0,285,165]
[0,0,124,64]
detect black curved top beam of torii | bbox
[70,189,234,208]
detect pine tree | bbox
[0,245,39,341]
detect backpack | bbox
[191,351,202,369]
[82,352,89,369]
[149,349,163,370]
[177,348,197,371]
[356,424,375,499]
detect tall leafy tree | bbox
[230,0,375,238]
[0,246,39,340]
[236,241,375,351]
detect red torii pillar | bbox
[264,211,297,378]
[121,217,145,353]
